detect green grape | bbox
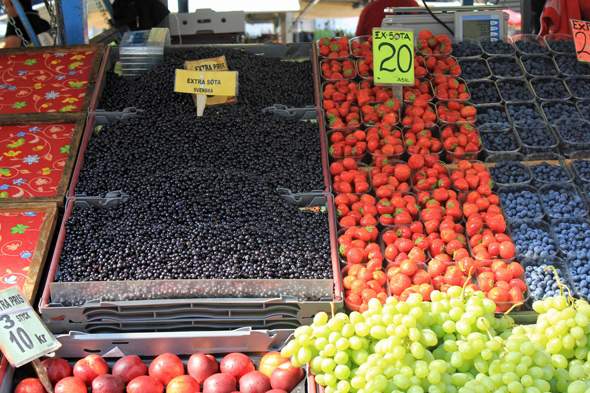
[355,323,370,337]
[552,354,568,368]
[329,332,342,345]
[400,366,414,378]
[315,312,329,326]
[394,375,411,390]
[335,351,349,365]
[324,373,337,386]
[521,375,533,387]
[366,366,382,381]
[547,339,563,354]
[451,352,464,368]
[503,372,520,384]
[506,351,524,364]
[575,346,589,360]
[456,321,472,336]
[568,381,588,393]
[569,365,586,381]
[316,374,326,386]
[322,358,337,373]
[338,380,351,393]
[516,363,529,377]
[540,364,554,380]
[396,325,409,337]
[298,346,312,364]
[370,326,387,340]
[533,301,546,314]
[282,340,301,357]
[335,364,351,380]
[349,336,362,351]
[352,349,369,366]
[329,318,345,332]
[450,308,463,322]
[325,344,337,357]
[443,321,457,334]
[415,364,429,378]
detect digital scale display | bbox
[454,12,504,41]
[463,19,491,39]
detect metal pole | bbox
[11,0,41,46]
[56,0,88,43]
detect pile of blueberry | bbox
[546,39,576,54]
[467,81,501,104]
[514,40,548,55]
[515,125,557,151]
[573,158,590,182]
[520,56,558,77]
[499,188,544,219]
[531,78,571,100]
[564,77,590,99]
[554,119,590,146]
[524,258,568,300]
[578,100,590,121]
[489,160,531,184]
[509,221,557,257]
[452,41,483,58]
[496,79,534,102]
[476,106,510,127]
[458,58,492,80]
[529,162,571,183]
[540,185,586,219]
[569,257,590,299]
[542,101,582,123]
[488,57,524,78]
[554,55,590,76]
[507,104,547,127]
[481,130,519,152]
[481,40,515,56]
[553,219,590,258]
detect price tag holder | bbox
[571,19,590,62]
[372,27,415,86]
[174,70,239,96]
[0,287,60,368]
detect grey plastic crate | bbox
[3,329,307,393]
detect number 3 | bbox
[0,315,14,330]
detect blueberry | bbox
[540,186,586,219]
[488,57,524,78]
[520,56,558,76]
[496,79,534,102]
[523,258,565,300]
[554,55,590,76]
[574,159,590,182]
[578,100,590,121]
[499,188,544,219]
[564,78,590,99]
[481,130,519,152]
[467,81,501,104]
[476,106,510,127]
[514,40,547,55]
[507,104,546,127]
[542,101,581,123]
[515,126,557,150]
[529,162,571,184]
[547,39,576,54]
[555,119,590,145]
[510,221,556,257]
[481,40,515,56]
[452,41,483,58]
[553,220,590,258]
[459,58,492,80]
[531,78,571,100]
[489,161,531,184]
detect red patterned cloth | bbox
[0,211,45,292]
[0,51,95,114]
[0,123,76,198]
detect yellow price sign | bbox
[372,28,414,85]
[174,70,239,96]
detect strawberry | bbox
[390,273,412,296]
[500,242,516,259]
[510,278,527,292]
[495,268,512,283]
[487,287,508,302]
[508,286,524,302]
[417,284,434,301]
[507,262,524,278]
[427,259,446,277]
[413,270,431,285]
[400,260,418,276]
[444,268,464,286]
[478,272,495,292]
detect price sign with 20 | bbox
[372,28,415,86]
[0,287,60,367]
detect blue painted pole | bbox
[11,0,41,46]
[57,0,88,44]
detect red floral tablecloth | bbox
[0,51,95,114]
[0,211,45,292]
[0,123,76,198]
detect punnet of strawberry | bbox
[402,97,437,129]
[403,79,433,103]
[322,80,359,104]
[330,159,370,197]
[418,189,463,224]
[415,55,427,79]
[338,225,381,264]
[409,156,451,192]
[477,260,527,312]
[425,55,462,78]
[433,76,471,102]
[382,222,428,265]
[387,262,435,301]
[320,59,357,80]
[366,126,404,160]
[357,56,373,79]
[350,35,373,58]
[441,123,482,162]
[317,36,350,58]
[335,192,378,228]
[437,101,477,125]
[428,255,480,294]
[328,129,366,159]
[371,162,412,199]
[325,102,361,130]
[361,98,400,127]
[451,160,494,197]
[377,192,419,227]
[343,262,388,312]
[416,29,452,56]
[358,80,393,105]
[404,127,443,157]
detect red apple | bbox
[267,390,288,393]
[112,355,148,384]
[220,353,254,380]
[92,374,125,393]
[41,357,72,386]
[126,376,164,393]
[148,353,184,386]
[55,377,87,393]
[239,371,271,393]
[188,354,219,384]
[167,375,201,393]
[258,352,289,378]
[14,378,47,393]
[73,354,109,387]
[270,362,304,392]
[203,373,237,393]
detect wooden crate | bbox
[0,202,58,303]
[0,117,86,206]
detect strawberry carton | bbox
[425,55,462,78]
[409,156,452,193]
[328,128,366,160]
[451,160,495,200]
[317,36,350,59]
[366,126,405,162]
[338,225,381,264]
[320,58,357,81]
[357,56,374,79]
[336,193,379,228]
[403,79,434,103]
[387,262,434,301]
[371,163,413,198]
[416,30,452,56]
[403,126,443,157]
[377,192,419,227]
[418,190,463,223]
[427,255,480,294]
[358,80,393,105]
[468,217,515,264]
[350,35,373,58]
[425,217,469,260]
[322,80,359,104]
[361,98,401,127]
[414,55,427,79]
[343,262,388,312]
[441,123,482,163]
[476,260,528,312]
[331,159,371,198]
[325,102,361,130]
[402,98,438,129]
[461,190,502,220]
[433,76,471,102]
[436,101,477,125]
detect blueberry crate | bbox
[480,126,521,157]
[551,217,590,259]
[554,54,590,77]
[487,56,525,79]
[525,152,574,186]
[511,34,549,56]
[457,57,492,81]
[478,35,516,57]
[544,33,576,55]
[567,255,590,302]
[571,151,590,184]
[475,103,511,128]
[509,218,560,258]
[529,76,572,101]
[515,124,560,154]
[497,184,546,221]
[520,256,573,302]
[451,38,484,58]
[485,152,532,187]
[496,78,536,104]
[563,76,590,101]
[2,329,307,393]
[540,100,582,125]
[506,102,547,128]
[38,195,342,334]
[519,55,559,78]
[577,99,590,121]
[90,44,321,112]
[467,79,502,105]
[553,118,590,154]
[538,182,589,220]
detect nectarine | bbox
[55,376,87,393]
[188,353,218,384]
[148,353,184,386]
[73,354,109,387]
[127,376,164,393]
[203,373,237,393]
[14,378,47,393]
[112,355,148,384]
[239,371,271,393]
[167,375,201,393]
[92,374,125,393]
[41,357,72,386]
[220,353,254,380]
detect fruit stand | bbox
[2,25,590,393]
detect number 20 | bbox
[379,42,412,73]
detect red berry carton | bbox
[317,36,351,60]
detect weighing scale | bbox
[454,11,506,41]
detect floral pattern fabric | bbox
[0,211,45,292]
[0,123,76,198]
[0,51,95,114]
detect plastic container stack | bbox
[119,28,170,77]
